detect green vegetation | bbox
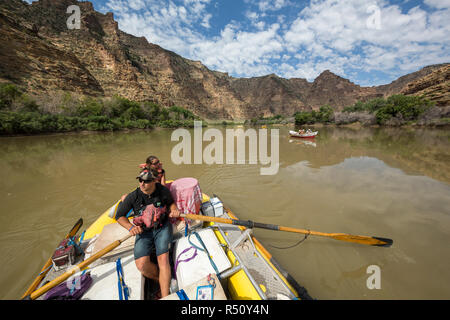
[0,83,201,135]
[247,114,289,125]
[343,95,434,124]
[294,105,334,125]
[0,83,22,110]
[294,96,435,126]
[0,82,439,135]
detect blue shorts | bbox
[134,221,173,259]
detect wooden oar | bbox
[181,214,393,247]
[21,218,84,299]
[25,233,133,300]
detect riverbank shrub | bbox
[0,112,157,134]
[0,84,202,135]
[248,114,290,125]
[0,83,22,110]
[294,105,334,125]
[343,95,434,124]
[294,112,315,125]
[169,106,198,120]
[75,97,105,117]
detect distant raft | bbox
[289,130,318,138]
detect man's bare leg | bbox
[135,256,159,281]
[157,252,171,297]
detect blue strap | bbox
[126,209,134,218]
[70,270,87,295]
[188,232,221,280]
[116,259,123,300]
[116,259,129,300]
[68,236,84,255]
[176,289,189,300]
[78,230,86,244]
[39,264,52,276]
[123,280,129,300]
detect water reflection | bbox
[289,139,317,148]
[0,126,449,299]
[281,126,450,184]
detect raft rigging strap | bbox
[188,231,221,280]
[174,230,222,280]
[116,258,129,300]
[176,289,189,300]
[67,236,84,255]
[268,230,311,250]
[174,246,198,274]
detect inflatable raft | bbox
[289,130,318,138]
[25,179,312,301]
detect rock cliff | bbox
[0,0,448,119]
[400,64,449,107]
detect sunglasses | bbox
[139,178,155,184]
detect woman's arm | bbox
[160,171,166,186]
[168,203,180,218]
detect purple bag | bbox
[44,272,92,300]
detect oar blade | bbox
[68,218,83,237]
[331,234,393,247]
[21,218,84,299]
[372,237,394,247]
[29,234,132,300]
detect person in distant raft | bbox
[115,169,180,298]
[139,155,166,186]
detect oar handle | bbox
[181,213,233,225]
[27,234,132,300]
[181,214,393,247]
[181,213,290,231]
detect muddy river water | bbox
[0,125,449,299]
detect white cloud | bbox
[201,13,212,28]
[282,0,450,80]
[245,10,266,29]
[191,23,284,76]
[254,21,266,30]
[258,0,290,12]
[101,0,287,77]
[424,0,450,9]
[184,0,211,15]
[99,0,449,84]
[246,11,259,21]
[128,0,146,11]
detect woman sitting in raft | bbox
[121,156,166,202]
[139,155,166,186]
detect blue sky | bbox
[28,0,450,86]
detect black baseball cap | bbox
[136,170,156,181]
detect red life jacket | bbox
[133,204,166,229]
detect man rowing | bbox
[115,169,180,298]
